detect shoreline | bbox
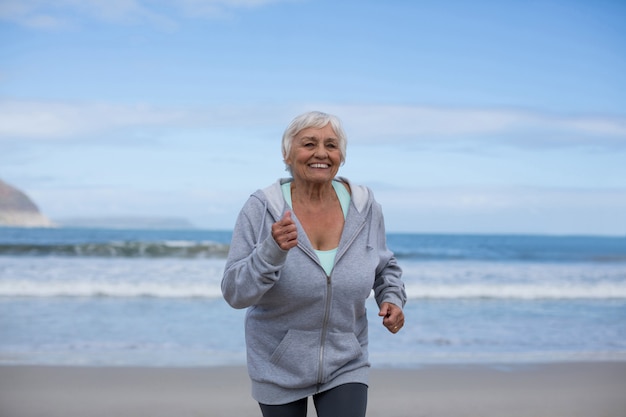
[1,361,625,417]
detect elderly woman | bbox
[222,111,406,417]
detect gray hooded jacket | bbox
[222,177,406,404]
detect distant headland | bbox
[1,178,197,230]
[0,179,55,227]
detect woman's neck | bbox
[290,179,335,205]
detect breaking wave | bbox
[2,280,625,300]
[0,241,229,258]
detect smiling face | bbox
[285,123,342,185]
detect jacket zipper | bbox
[317,273,332,387]
[314,222,367,388]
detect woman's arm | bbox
[370,202,407,331]
[221,198,289,309]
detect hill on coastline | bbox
[0,179,55,227]
[0,179,197,230]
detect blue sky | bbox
[1,0,625,235]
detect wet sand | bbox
[1,362,625,417]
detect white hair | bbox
[281,111,347,173]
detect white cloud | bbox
[324,104,626,147]
[26,182,626,235]
[2,100,625,150]
[0,0,176,29]
[329,104,525,137]
[0,0,294,29]
[15,13,68,29]
[0,100,188,139]
[374,185,626,235]
[176,0,296,17]
[376,185,626,211]
[28,184,248,228]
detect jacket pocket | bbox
[321,331,363,382]
[267,329,364,389]
[269,329,321,388]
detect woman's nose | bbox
[314,144,327,157]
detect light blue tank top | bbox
[281,180,350,276]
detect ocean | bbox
[1,227,625,368]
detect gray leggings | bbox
[259,383,368,417]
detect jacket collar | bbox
[261,177,370,220]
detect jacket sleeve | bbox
[371,201,407,309]
[221,196,288,309]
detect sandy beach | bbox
[1,362,625,417]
